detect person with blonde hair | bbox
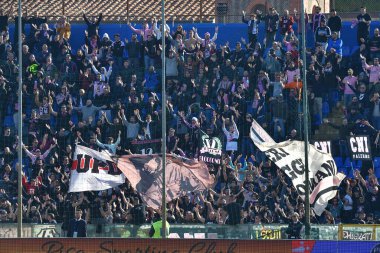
[56,16,71,40]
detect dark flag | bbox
[198,131,222,164]
[131,139,162,155]
[115,154,214,209]
[347,135,372,160]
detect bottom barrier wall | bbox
[0,238,290,253]
[292,241,380,253]
[1,239,380,253]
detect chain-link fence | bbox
[1,0,379,24]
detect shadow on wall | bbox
[7,21,380,55]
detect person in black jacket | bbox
[111,34,125,67]
[82,9,102,38]
[356,6,371,46]
[327,9,342,37]
[261,8,279,49]
[241,10,261,47]
[125,34,142,71]
[286,212,303,239]
[67,209,87,237]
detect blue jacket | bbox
[327,38,343,56]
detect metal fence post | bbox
[62,0,65,16]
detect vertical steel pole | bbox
[17,0,23,238]
[161,0,167,239]
[300,0,311,239]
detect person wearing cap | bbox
[311,6,325,32]
[286,212,303,239]
[178,111,201,156]
[327,9,342,37]
[314,19,330,51]
[100,33,113,48]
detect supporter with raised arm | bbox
[279,9,295,38]
[241,10,261,47]
[82,9,102,38]
[193,26,218,59]
[127,20,154,42]
[55,16,71,40]
[22,140,56,165]
[95,130,121,154]
[361,56,380,92]
[222,116,239,154]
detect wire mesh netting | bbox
[0,1,380,251]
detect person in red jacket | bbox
[280,9,295,39]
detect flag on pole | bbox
[115,154,214,209]
[250,120,345,216]
[69,145,125,192]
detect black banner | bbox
[199,132,222,164]
[131,139,161,155]
[314,141,332,154]
[347,135,372,160]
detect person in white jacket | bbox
[89,59,113,83]
[222,116,239,153]
[95,130,121,154]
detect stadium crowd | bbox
[0,5,379,235]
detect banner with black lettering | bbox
[199,132,222,164]
[342,227,373,240]
[69,145,125,192]
[131,139,162,155]
[253,140,345,216]
[314,141,332,154]
[347,135,372,160]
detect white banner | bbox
[254,140,345,215]
[314,141,332,154]
[250,120,276,145]
[69,145,125,192]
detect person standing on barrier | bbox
[67,209,87,237]
[242,10,261,47]
[286,212,304,239]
